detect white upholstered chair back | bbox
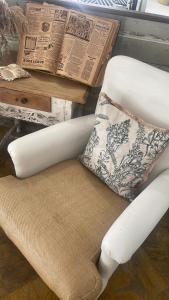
[101,56,169,186]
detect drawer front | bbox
[0,88,51,112]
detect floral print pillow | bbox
[80,93,169,201]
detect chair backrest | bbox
[101,55,169,186]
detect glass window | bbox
[69,0,139,10]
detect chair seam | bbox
[76,264,101,300]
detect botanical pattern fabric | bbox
[80,93,169,201]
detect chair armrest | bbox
[8,115,95,178]
[101,169,169,264]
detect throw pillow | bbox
[80,93,169,201]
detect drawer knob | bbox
[20,97,28,104]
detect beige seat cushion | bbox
[0,160,128,300]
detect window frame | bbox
[34,0,169,23]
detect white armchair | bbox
[1,56,169,300]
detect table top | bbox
[0,71,89,104]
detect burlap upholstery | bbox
[0,160,128,300]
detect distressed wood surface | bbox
[0,98,74,126]
[0,71,88,104]
[0,88,51,112]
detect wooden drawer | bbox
[0,88,51,112]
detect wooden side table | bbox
[0,71,89,126]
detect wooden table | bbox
[0,71,89,126]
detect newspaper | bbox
[18,3,119,86]
[56,10,119,85]
[18,3,68,72]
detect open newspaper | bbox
[17,2,120,86]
